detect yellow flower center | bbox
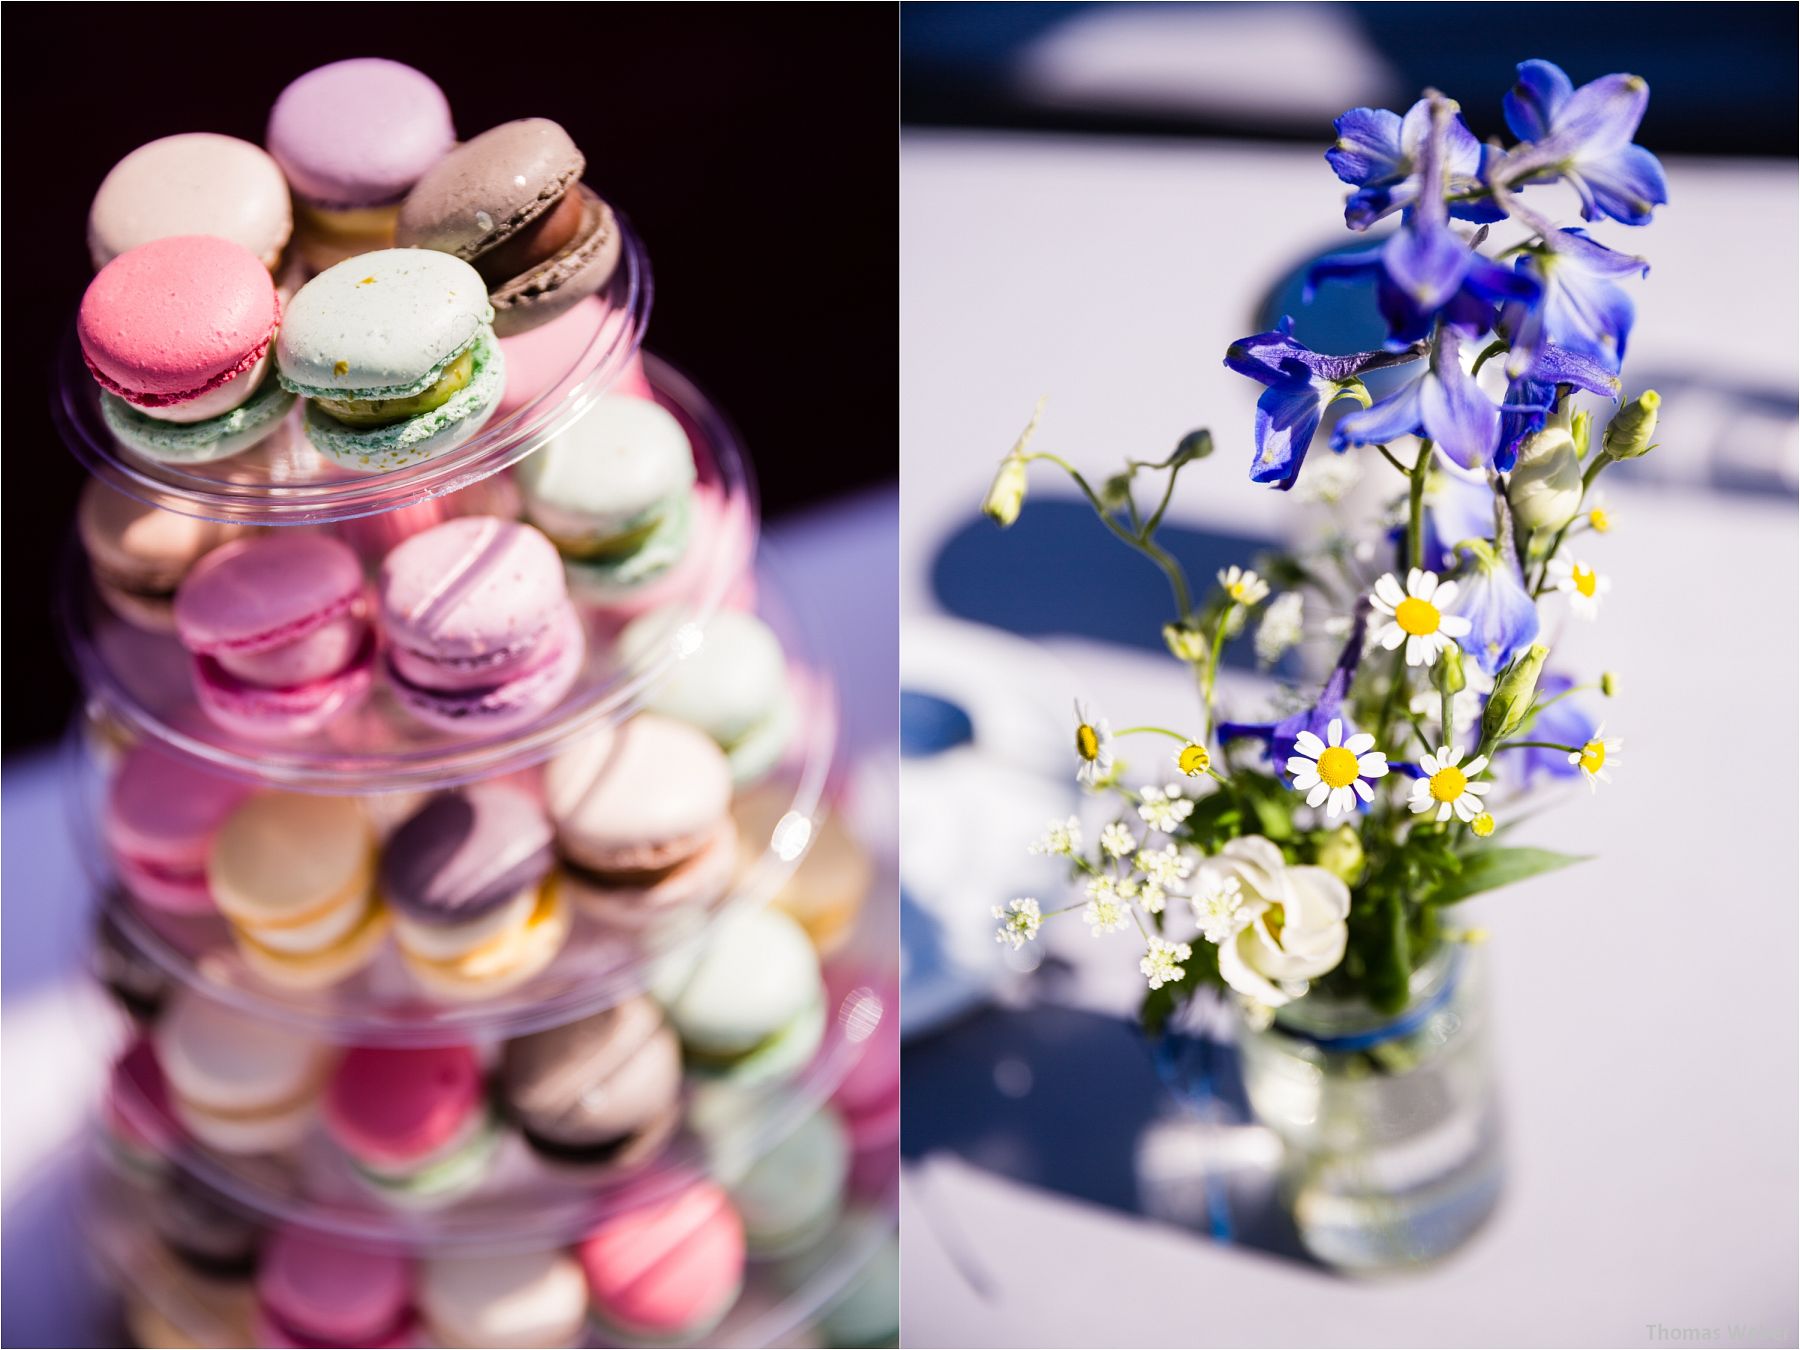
[1395,596,1441,636]
[1429,765,1469,803]
[1572,566,1598,598]
[1589,508,1611,533]
[1076,724,1099,761]
[1316,745,1361,789]
[1579,740,1606,774]
[1472,812,1496,837]
[1262,904,1286,948]
[1178,744,1211,776]
[1229,581,1252,602]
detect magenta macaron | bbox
[378,516,584,736]
[253,1226,414,1349]
[323,1045,501,1207]
[104,741,253,913]
[77,235,296,463]
[173,533,374,742]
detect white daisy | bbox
[1255,591,1305,666]
[1218,565,1270,607]
[1190,871,1250,945]
[1073,699,1115,787]
[1099,821,1137,858]
[1139,936,1194,991]
[1286,718,1389,818]
[1567,725,1622,791]
[993,898,1042,950]
[1082,875,1131,935]
[1408,745,1494,823]
[1370,569,1473,667]
[1547,558,1612,619]
[1028,817,1082,857]
[1137,784,1194,833]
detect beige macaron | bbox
[155,988,331,1155]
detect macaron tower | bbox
[57,58,892,1349]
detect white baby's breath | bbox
[1140,936,1194,991]
[993,897,1042,949]
[1137,784,1194,833]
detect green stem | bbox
[1495,740,1583,753]
[1024,452,1195,618]
[1407,439,1433,572]
[1531,455,1610,594]
[1376,443,1410,477]
[1115,725,1194,744]
[1202,608,1233,739]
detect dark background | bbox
[1,4,898,752]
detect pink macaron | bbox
[830,971,901,1195]
[495,297,649,420]
[378,517,584,736]
[580,1182,746,1342]
[254,1227,414,1349]
[323,1045,500,1206]
[173,534,374,741]
[78,235,280,416]
[104,1036,179,1176]
[104,741,253,913]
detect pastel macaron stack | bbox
[78,234,296,463]
[418,1248,590,1350]
[267,58,455,270]
[380,784,570,1000]
[207,792,386,989]
[104,741,252,915]
[88,132,292,272]
[515,392,697,604]
[323,1045,502,1209]
[579,1181,747,1344]
[155,988,331,1155]
[378,516,584,735]
[78,479,238,633]
[651,905,828,1085]
[618,606,796,786]
[725,1105,851,1256]
[252,1226,415,1349]
[277,249,506,473]
[172,533,375,742]
[544,715,738,931]
[397,117,622,337]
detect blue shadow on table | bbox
[902,995,1319,1269]
[930,502,1281,666]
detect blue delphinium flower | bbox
[1497,59,1669,226]
[1332,327,1501,470]
[1517,674,1598,782]
[1502,229,1648,381]
[1495,342,1622,470]
[1449,544,1540,676]
[1219,609,1368,774]
[1420,467,1498,570]
[1327,99,1505,231]
[1223,318,1423,489]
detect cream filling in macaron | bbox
[139,352,272,424]
[239,888,374,955]
[392,887,537,962]
[172,1086,317,1156]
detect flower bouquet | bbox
[983,59,1665,1270]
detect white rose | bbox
[1200,836,1351,1008]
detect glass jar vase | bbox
[1235,943,1503,1272]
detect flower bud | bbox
[1172,429,1214,466]
[1570,408,1593,459]
[1509,422,1582,533]
[1602,390,1660,460]
[1601,671,1620,697]
[1163,622,1208,663]
[1315,824,1364,884]
[1481,642,1549,745]
[982,456,1028,527]
[1435,639,1467,696]
[1100,473,1134,512]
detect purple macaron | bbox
[267,59,454,212]
[173,534,375,741]
[378,517,584,735]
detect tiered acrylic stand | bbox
[52,214,897,1348]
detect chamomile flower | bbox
[1139,937,1194,991]
[1177,743,1211,777]
[1255,591,1305,666]
[1286,717,1389,818]
[1547,558,1612,619]
[1471,812,1497,837]
[1073,700,1115,787]
[1029,817,1083,857]
[1082,876,1131,935]
[1218,566,1270,607]
[1370,569,1472,667]
[1408,745,1493,823]
[1586,502,1613,534]
[993,898,1042,950]
[1099,821,1137,858]
[1191,871,1250,945]
[1137,784,1194,833]
[1567,725,1622,791]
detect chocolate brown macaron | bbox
[499,996,684,1169]
[396,118,622,337]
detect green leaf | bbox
[1425,846,1589,905]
